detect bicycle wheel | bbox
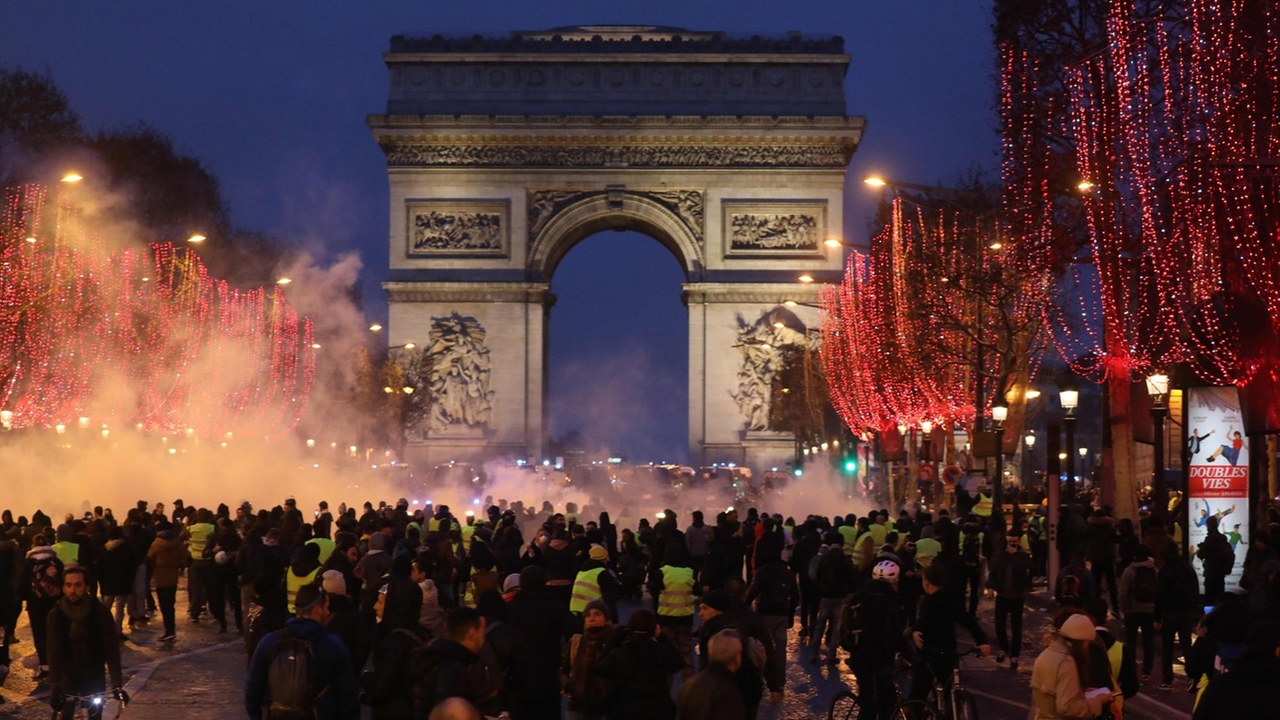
[895,698,938,720]
[952,689,980,720]
[828,689,860,720]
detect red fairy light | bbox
[0,183,315,438]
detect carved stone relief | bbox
[405,200,509,257]
[722,201,827,256]
[528,188,704,243]
[396,312,496,439]
[731,308,821,432]
[384,144,849,169]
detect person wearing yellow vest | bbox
[183,509,216,622]
[914,526,942,569]
[649,545,696,680]
[973,492,994,518]
[958,522,985,616]
[305,536,336,566]
[850,517,876,575]
[570,544,617,616]
[461,516,477,553]
[285,542,322,614]
[868,514,888,548]
[51,524,80,567]
[837,518,859,559]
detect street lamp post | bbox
[1146,373,1170,524]
[1024,432,1036,489]
[992,402,1008,532]
[1059,379,1079,501]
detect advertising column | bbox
[1185,387,1250,594]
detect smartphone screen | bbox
[1203,605,1214,614]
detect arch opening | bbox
[546,229,689,464]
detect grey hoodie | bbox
[1118,558,1158,614]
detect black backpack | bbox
[266,630,321,720]
[1129,565,1157,604]
[1059,572,1083,607]
[961,533,981,568]
[840,586,901,662]
[817,550,849,596]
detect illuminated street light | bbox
[311,343,321,349]
[863,175,887,187]
[403,342,416,350]
[306,439,316,448]
[276,277,292,286]
[383,386,394,394]
[24,236,36,244]
[369,323,383,332]
[988,242,1004,251]
[783,300,798,307]
[1078,446,1088,457]
[1076,180,1094,192]
[1025,433,1036,448]
[823,238,843,248]
[798,274,815,283]
[78,417,90,429]
[1025,389,1041,400]
[187,234,206,244]
[402,387,414,394]
[61,173,83,183]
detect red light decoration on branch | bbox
[0,184,316,438]
[1003,1,1280,388]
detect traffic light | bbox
[843,459,858,474]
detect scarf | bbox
[569,624,614,705]
[58,596,93,664]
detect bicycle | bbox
[895,646,982,720]
[827,655,918,720]
[52,690,128,720]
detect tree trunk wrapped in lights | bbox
[0,183,316,438]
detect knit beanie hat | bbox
[1059,613,1097,641]
[321,569,346,596]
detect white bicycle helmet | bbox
[872,559,901,583]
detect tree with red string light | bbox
[1003,0,1280,517]
[0,183,316,438]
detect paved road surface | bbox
[0,584,1194,719]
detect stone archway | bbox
[371,26,864,470]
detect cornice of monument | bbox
[383,281,553,304]
[387,27,848,61]
[368,114,864,132]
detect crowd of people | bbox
[0,495,1276,719]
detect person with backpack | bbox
[21,532,63,680]
[361,576,427,719]
[473,590,526,718]
[696,589,766,720]
[788,521,822,640]
[1155,546,1200,690]
[809,533,854,666]
[677,628,748,720]
[958,521,985,617]
[46,567,126,720]
[1055,552,1097,610]
[986,531,1033,668]
[1085,508,1120,618]
[842,559,909,720]
[593,609,685,720]
[244,582,359,720]
[1118,546,1158,679]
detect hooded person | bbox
[505,565,577,719]
[244,573,288,660]
[357,532,394,617]
[286,542,322,614]
[592,609,685,720]
[363,576,427,719]
[411,552,448,639]
[474,590,527,718]
[322,532,361,603]
[322,569,368,681]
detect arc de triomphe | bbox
[369,26,864,471]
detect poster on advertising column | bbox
[1185,386,1250,594]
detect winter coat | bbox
[1155,559,1201,619]
[1196,530,1235,579]
[506,588,576,698]
[409,638,486,715]
[1118,559,1158,615]
[244,616,359,720]
[1030,638,1104,719]
[699,611,768,702]
[987,547,1034,598]
[364,578,427,720]
[676,662,747,720]
[98,538,137,597]
[416,579,448,638]
[593,630,685,720]
[562,623,615,714]
[1084,516,1116,565]
[325,592,368,681]
[146,532,187,588]
[745,559,798,617]
[0,536,24,620]
[47,597,122,695]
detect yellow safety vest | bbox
[656,565,695,617]
[51,541,79,567]
[1106,638,1125,712]
[569,567,606,614]
[186,523,215,559]
[286,567,319,614]
[851,532,874,569]
[463,566,478,608]
[869,523,887,547]
[974,493,994,517]
[306,537,335,565]
[461,525,476,552]
[837,525,858,557]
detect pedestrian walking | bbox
[1155,546,1200,690]
[1195,516,1235,604]
[677,628,747,720]
[146,527,185,642]
[986,531,1032,668]
[46,567,126,720]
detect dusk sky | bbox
[4,2,997,461]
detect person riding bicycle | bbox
[47,567,127,720]
[909,562,990,702]
[841,557,910,720]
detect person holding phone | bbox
[1031,610,1110,719]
